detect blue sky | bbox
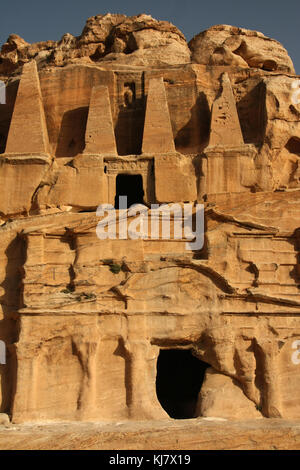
[1,0,299,73]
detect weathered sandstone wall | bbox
[0,14,299,425]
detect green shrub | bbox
[76,292,96,301]
[109,263,122,274]
[61,287,73,294]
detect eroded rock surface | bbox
[1,420,300,450]
[0,14,299,434]
[0,14,191,74]
[189,24,295,73]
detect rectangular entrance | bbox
[114,174,145,209]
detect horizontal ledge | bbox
[17,309,195,316]
[222,312,300,316]
[0,153,52,164]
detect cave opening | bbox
[286,137,300,156]
[156,349,209,419]
[114,173,145,209]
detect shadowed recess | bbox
[156,349,209,419]
[114,174,144,209]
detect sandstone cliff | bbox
[0,15,295,75]
[0,14,191,74]
[189,24,295,73]
[0,14,299,435]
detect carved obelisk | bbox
[142,77,175,154]
[5,60,50,154]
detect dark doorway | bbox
[115,174,145,209]
[156,349,209,419]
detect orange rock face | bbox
[189,24,295,73]
[0,14,300,433]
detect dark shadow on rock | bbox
[236,81,265,145]
[114,97,146,156]
[175,92,210,154]
[113,337,130,407]
[156,349,209,419]
[289,228,300,288]
[0,234,25,414]
[0,80,19,154]
[56,107,89,157]
[286,137,300,156]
